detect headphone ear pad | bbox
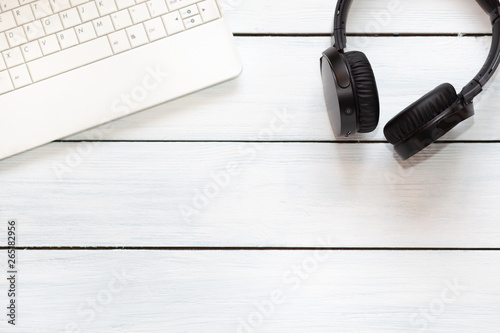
[344,51,380,133]
[384,83,458,144]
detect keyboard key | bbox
[166,0,199,11]
[9,63,32,88]
[111,9,132,29]
[116,0,134,10]
[95,0,117,16]
[0,33,9,51]
[78,1,99,22]
[42,13,64,34]
[183,14,201,29]
[60,8,82,28]
[146,0,168,18]
[143,16,165,41]
[129,3,150,23]
[5,26,27,47]
[0,70,14,94]
[21,40,43,60]
[39,33,60,54]
[180,4,197,18]
[0,0,214,96]
[13,4,35,25]
[198,0,219,22]
[24,20,45,40]
[162,10,183,35]
[57,27,78,48]
[31,0,53,19]
[93,15,114,36]
[27,36,113,81]
[49,0,71,12]
[0,11,17,32]
[0,1,21,11]
[69,0,88,6]
[107,29,130,53]
[3,47,24,67]
[126,23,147,47]
[75,21,96,42]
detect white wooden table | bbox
[1,0,500,331]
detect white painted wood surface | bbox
[1,0,500,331]
[223,0,492,34]
[67,36,500,141]
[2,142,500,247]
[2,251,500,333]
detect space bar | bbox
[28,37,114,83]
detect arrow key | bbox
[162,10,185,35]
[197,0,220,23]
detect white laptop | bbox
[0,0,242,160]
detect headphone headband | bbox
[333,0,500,103]
[477,0,500,13]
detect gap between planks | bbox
[233,33,494,37]
[3,247,500,251]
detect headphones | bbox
[321,0,500,160]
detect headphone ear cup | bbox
[344,51,380,133]
[384,83,458,145]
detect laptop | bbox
[0,0,242,160]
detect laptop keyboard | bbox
[0,0,221,95]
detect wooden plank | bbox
[67,36,500,142]
[1,250,499,332]
[2,142,500,247]
[223,0,492,34]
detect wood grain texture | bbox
[222,0,492,34]
[65,36,500,142]
[2,142,500,247]
[0,250,498,332]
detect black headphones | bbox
[321,0,500,160]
